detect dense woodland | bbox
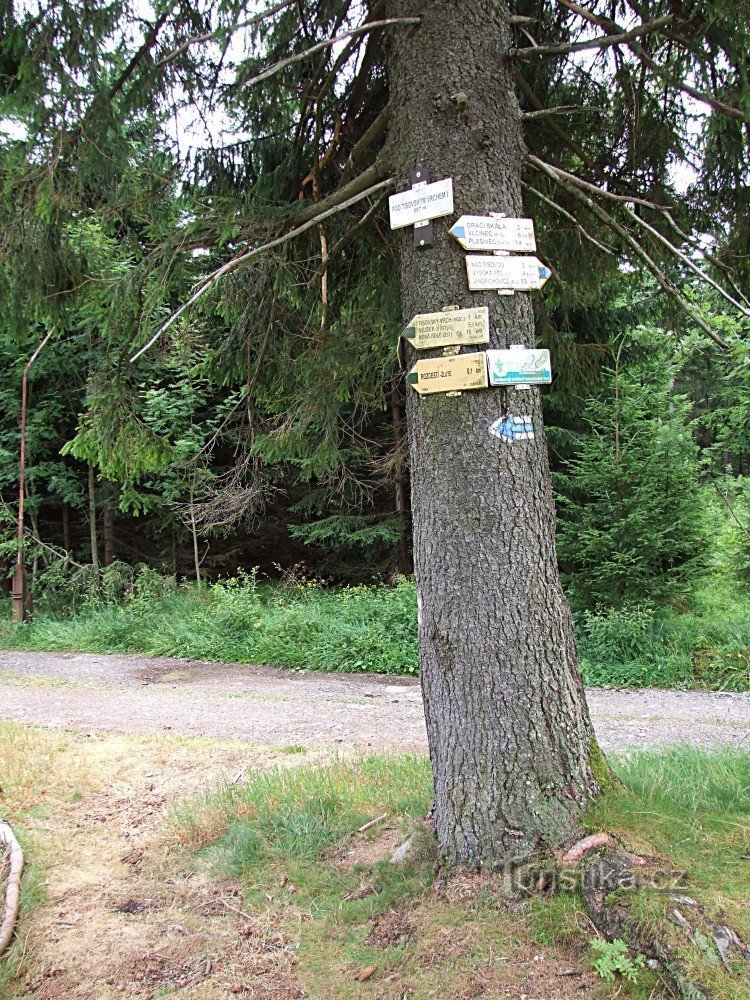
[0,0,749,616]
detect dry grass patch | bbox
[0,723,320,998]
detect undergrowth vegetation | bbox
[1,570,749,689]
[165,747,749,998]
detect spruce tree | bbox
[556,333,709,609]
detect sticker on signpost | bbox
[486,348,551,386]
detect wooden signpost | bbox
[486,348,551,386]
[403,306,489,350]
[389,176,454,230]
[407,352,488,395]
[465,255,551,291]
[450,215,536,252]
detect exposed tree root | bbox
[566,833,750,999]
[0,821,24,956]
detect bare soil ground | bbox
[1,651,747,998]
[2,728,331,999]
[0,650,748,752]
[1,726,610,999]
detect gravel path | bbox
[0,650,748,752]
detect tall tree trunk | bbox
[170,522,178,580]
[384,0,603,867]
[62,501,71,554]
[189,483,202,591]
[88,465,99,571]
[391,374,411,575]
[103,483,116,567]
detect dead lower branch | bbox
[0,821,24,957]
[552,0,747,122]
[243,17,420,89]
[522,181,616,256]
[155,0,294,69]
[130,173,394,362]
[511,15,674,58]
[527,156,728,349]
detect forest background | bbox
[1,0,749,692]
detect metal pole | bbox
[11,327,56,624]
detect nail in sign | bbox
[450,216,536,252]
[466,255,551,291]
[407,352,488,395]
[403,307,489,350]
[389,177,454,229]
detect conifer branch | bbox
[552,0,747,121]
[311,192,389,279]
[156,0,294,69]
[242,17,421,88]
[522,105,604,119]
[511,15,674,58]
[130,175,394,362]
[526,155,749,318]
[619,207,750,318]
[521,182,616,256]
[528,157,728,349]
[109,4,176,98]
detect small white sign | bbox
[486,348,551,386]
[466,255,551,291]
[450,215,536,252]
[389,177,454,229]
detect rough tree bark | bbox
[384,0,604,867]
[103,483,116,568]
[88,466,99,571]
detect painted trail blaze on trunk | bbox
[384,0,603,866]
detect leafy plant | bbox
[589,938,645,983]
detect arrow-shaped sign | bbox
[407,352,488,395]
[465,255,551,291]
[450,216,536,252]
[403,306,489,350]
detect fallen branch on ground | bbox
[0,821,24,956]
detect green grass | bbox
[0,573,748,689]
[167,747,749,998]
[0,577,419,676]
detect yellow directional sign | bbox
[407,352,488,395]
[403,307,489,350]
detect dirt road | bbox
[0,650,747,752]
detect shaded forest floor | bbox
[1,724,748,999]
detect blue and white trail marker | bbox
[489,414,535,443]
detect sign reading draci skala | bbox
[450,215,536,253]
[403,307,489,350]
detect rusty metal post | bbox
[11,327,56,624]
